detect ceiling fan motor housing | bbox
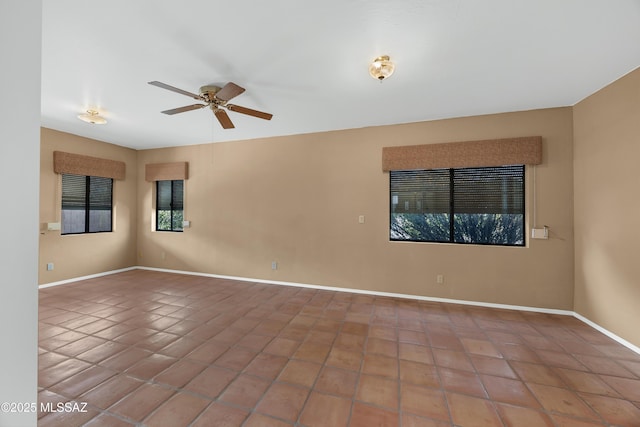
[200,85,222,103]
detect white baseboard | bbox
[40,266,639,356]
[136,266,574,316]
[38,267,138,289]
[572,312,640,356]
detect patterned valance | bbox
[382,136,542,171]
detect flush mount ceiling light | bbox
[369,55,395,81]
[77,109,107,125]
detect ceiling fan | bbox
[148,81,273,129]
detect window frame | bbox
[61,174,113,235]
[389,165,526,247]
[156,179,184,232]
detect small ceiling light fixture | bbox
[77,109,107,125]
[369,55,395,81]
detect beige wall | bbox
[573,68,640,346]
[137,107,575,310]
[37,71,640,347]
[39,128,138,283]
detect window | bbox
[156,180,184,231]
[390,165,525,246]
[61,174,113,234]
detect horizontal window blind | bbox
[390,165,525,246]
[61,174,86,210]
[453,166,524,214]
[89,176,113,211]
[157,180,172,211]
[172,180,184,211]
[157,180,183,210]
[390,169,450,214]
[61,174,113,234]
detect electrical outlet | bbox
[436,274,444,284]
[531,227,549,239]
[46,263,54,271]
[271,261,278,270]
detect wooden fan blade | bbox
[214,108,235,129]
[148,81,202,100]
[214,82,245,102]
[226,104,273,120]
[161,104,206,115]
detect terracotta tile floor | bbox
[38,269,640,426]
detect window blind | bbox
[453,166,524,215]
[89,176,114,212]
[61,174,86,210]
[390,166,524,215]
[61,174,113,234]
[389,165,525,246]
[157,180,183,211]
[390,169,450,214]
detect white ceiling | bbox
[41,0,640,150]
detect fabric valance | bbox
[382,136,542,171]
[145,162,189,181]
[53,151,126,180]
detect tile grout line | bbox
[38,269,640,426]
[40,266,640,358]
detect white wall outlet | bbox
[531,226,549,239]
[436,274,444,284]
[271,261,278,270]
[182,220,191,228]
[358,215,365,224]
[47,222,61,231]
[46,263,54,271]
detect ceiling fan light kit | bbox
[77,109,107,125]
[148,81,273,129]
[369,55,395,81]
